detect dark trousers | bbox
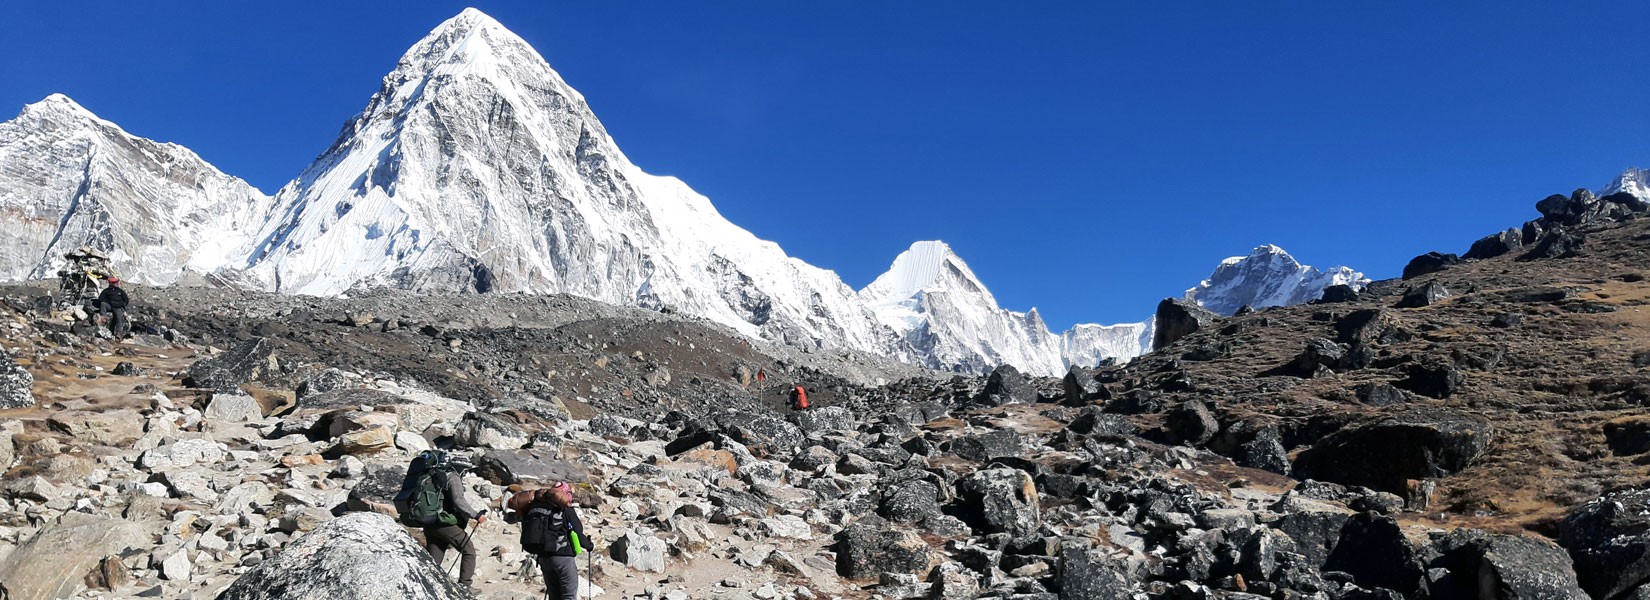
[425,525,477,584]
[537,554,579,600]
[98,302,128,336]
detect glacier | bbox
[0,8,1390,376]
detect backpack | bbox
[520,506,572,555]
[394,450,459,527]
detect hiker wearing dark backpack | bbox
[507,481,588,600]
[394,450,487,592]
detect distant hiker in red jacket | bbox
[789,385,810,411]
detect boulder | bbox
[1062,366,1103,403]
[1273,496,1353,567]
[1400,361,1463,399]
[472,448,590,486]
[216,512,465,600]
[1535,190,1596,226]
[296,368,354,399]
[880,480,944,525]
[1353,383,1408,407]
[1286,338,1347,377]
[1293,415,1491,494]
[835,516,934,581]
[204,392,265,422]
[950,429,1023,462]
[183,337,276,391]
[1464,228,1525,260]
[1335,309,1401,345]
[1165,400,1219,445]
[611,529,668,573]
[954,468,1040,539]
[0,512,146,600]
[1521,228,1586,261]
[1560,488,1650,600]
[1058,541,1134,600]
[0,352,34,409]
[1394,280,1450,308]
[1429,530,1587,600]
[1153,298,1219,350]
[1319,284,1360,304]
[47,409,144,446]
[138,438,229,470]
[721,413,804,456]
[331,426,394,455]
[1322,513,1424,595]
[978,364,1035,407]
[1402,252,1460,279]
[452,411,528,449]
[789,405,854,434]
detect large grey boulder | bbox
[1561,488,1650,600]
[0,351,34,409]
[215,512,465,600]
[1429,530,1587,600]
[954,468,1040,539]
[0,512,146,600]
[1152,298,1218,350]
[835,516,934,581]
[183,336,276,391]
[977,364,1035,407]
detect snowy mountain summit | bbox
[1185,245,1368,316]
[0,8,1369,375]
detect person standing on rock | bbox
[97,276,130,337]
[507,481,588,600]
[396,451,487,592]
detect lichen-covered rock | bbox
[215,512,465,600]
[835,516,933,581]
[954,467,1040,539]
[1561,488,1650,600]
[183,337,276,392]
[0,512,146,600]
[0,351,34,408]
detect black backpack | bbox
[521,506,571,555]
[394,450,458,527]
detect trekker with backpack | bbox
[395,450,487,592]
[789,385,810,411]
[507,481,588,600]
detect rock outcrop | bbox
[215,512,466,600]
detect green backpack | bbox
[394,450,458,527]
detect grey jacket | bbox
[439,470,484,523]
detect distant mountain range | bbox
[0,8,1403,375]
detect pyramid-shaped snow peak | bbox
[0,94,273,284]
[236,7,892,355]
[1603,167,1650,203]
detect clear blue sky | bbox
[3,2,1646,328]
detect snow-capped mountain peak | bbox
[860,241,996,313]
[1603,167,1650,203]
[1185,244,1366,316]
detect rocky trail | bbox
[2,187,1650,599]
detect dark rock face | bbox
[1400,361,1463,399]
[1236,426,1290,474]
[835,516,933,581]
[1165,401,1219,445]
[978,364,1035,407]
[1153,298,1219,351]
[1061,366,1102,403]
[1604,417,1650,456]
[1286,339,1348,378]
[880,480,943,525]
[1464,228,1525,260]
[789,405,854,434]
[1403,252,1461,280]
[1066,407,1133,437]
[953,468,1040,539]
[215,512,464,600]
[1536,190,1596,226]
[1335,309,1404,345]
[1560,489,1650,600]
[0,351,35,409]
[1395,281,1450,309]
[1293,415,1492,494]
[297,368,352,399]
[1318,284,1360,303]
[951,429,1024,462]
[183,337,276,392]
[1429,530,1587,600]
[1058,542,1133,599]
[1322,513,1424,595]
[1521,229,1587,261]
[1352,383,1408,407]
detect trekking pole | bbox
[445,521,477,576]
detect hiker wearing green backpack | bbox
[394,450,487,592]
[507,481,588,600]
